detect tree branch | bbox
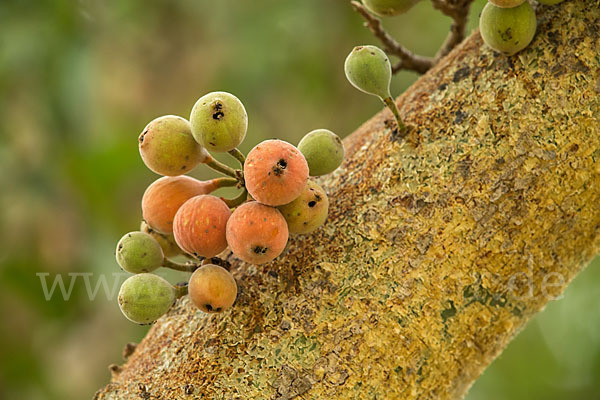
[350,1,433,74]
[432,0,476,62]
[96,2,600,399]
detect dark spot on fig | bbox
[308,201,317,208]
[212,102,224,120]
[181,165,187,170]
[118,244,123,251]
[141,252,147,258]
[215,307,222,312]
[139,129,148,144]
[204,304,213,312]
[253,246,268,254]
[272,159,288,176]
[499,28,513,42]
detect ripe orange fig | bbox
[188,264,237,313]
[173,195,231,258]
[226,201,289,265]
[244,140,309,206]
[141,176,219,234]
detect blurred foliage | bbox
[0,0,597,399]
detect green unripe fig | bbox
[118,273,175,324]
[488,0,525,7]
[190,92,248,152]
[479,2,536,56]
[344,45,392,100]
[537,0,564,4]
[116,231,164,274]
[298,129,345,176]
[344,45,406,131]
[278,181,329,234]
[362,0,420,17]
[140,221,182,258]
[139,115,209,176]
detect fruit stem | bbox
[173,283,189,298]
[211,177,238,189]
[204,154,237,178]
[222,188,248,209]
[163,258,200,273]
[228,148,246,168]
[383,96,406,135]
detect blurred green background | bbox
[0,0,598,399]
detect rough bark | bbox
[97,2,600,399]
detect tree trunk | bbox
[96,2,600,399]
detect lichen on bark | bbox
[96,1,600,399]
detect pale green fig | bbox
[118,273,175,324]
[139,115,208,176]
[116,231,164,274]
[298,129,344,176]
[479,2,537,56]
[344,45,392,100]
[190,91,248,152]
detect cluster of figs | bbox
[115,91,344,324]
